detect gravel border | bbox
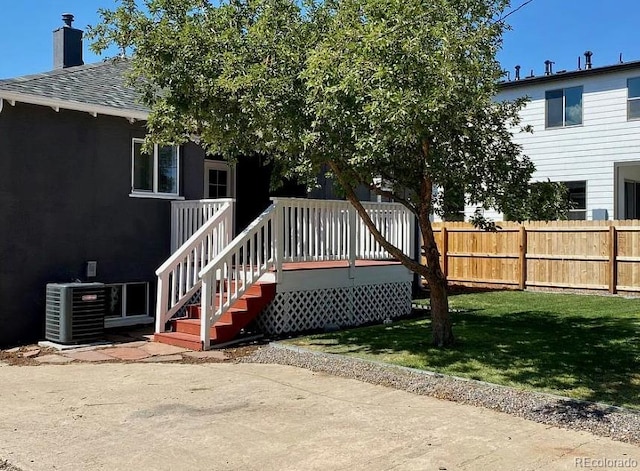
[242,343,640,446]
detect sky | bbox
[1,0,640,79]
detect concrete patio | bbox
[0,361,637,470]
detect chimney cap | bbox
[584,50,593,69]
[62,13,74,27]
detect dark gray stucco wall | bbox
[0,102,204,347]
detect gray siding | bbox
[0,102,204,346]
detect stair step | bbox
[155,281,277,349]
[222,282,267,297]
[187,305,248,322]
[172,318,235,337]
[154,332,202,351]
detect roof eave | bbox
[499,61,640,90]
[0,90,149,121]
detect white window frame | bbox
[627,77,640,121]
[204,160,236,199]
[104,282,154,328]
[545,86,583,129]
[130,138,182,199]
[561,180,587,220]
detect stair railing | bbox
[155,201,233,334]
[171,198,235,252]
[198,204,278,348]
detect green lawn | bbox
[284,290,640,410]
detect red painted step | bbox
[154,281,276,351]
[153,331,203,351]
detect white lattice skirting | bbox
[255,281,412,334]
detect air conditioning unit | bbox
[45,283,106,344]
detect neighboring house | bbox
[480,53,640,221]
[0,15,414,349]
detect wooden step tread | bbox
[154,331,202,350]
[175,318,234,327]
[155,331,198,340]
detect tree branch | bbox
[367,184,417,217]
[328,161,426,277]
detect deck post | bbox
[348,203,357,278]
[200,275,211,350]
[409,212,416,259]
[155,274,169,334]
[274,200,284,282]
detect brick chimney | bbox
[53,13,84,69]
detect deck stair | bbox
[154,280,276,350]
[154,197,414,350]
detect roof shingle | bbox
[0,59,148,114]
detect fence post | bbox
[609,225,618,294]
[519,225,527,290]
[441,227,448,277]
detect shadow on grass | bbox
[302,306,640,410]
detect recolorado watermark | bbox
[575,457,638,468]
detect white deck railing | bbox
[358,201,415,259]
[155,202,233,333]
[158,197,415,348]
[273,198,415,263]
[171,199,235,252]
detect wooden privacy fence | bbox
[430,220,640,293]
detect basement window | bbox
[627,77,640,120]
[546,86,583,128]
[131,139,180,198]
[105,282,150,319]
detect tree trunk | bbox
[418,176,454,347]
[327,159,454,347]
[424,254,453,347]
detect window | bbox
[562,181,587,220]
[105,282,150,319]
[546,86,583,128]
[204,161,232,198]
[625,180,640,219]
[131,139,180,196]
[627,78,640,120]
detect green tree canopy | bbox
[90,0,561,347]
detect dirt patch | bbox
[0,346,57,367]
[1,343,262,367]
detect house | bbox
[479,52,640,221]
[0,15,414,349]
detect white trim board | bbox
[276,264,412,293]
[0,90,148,121]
